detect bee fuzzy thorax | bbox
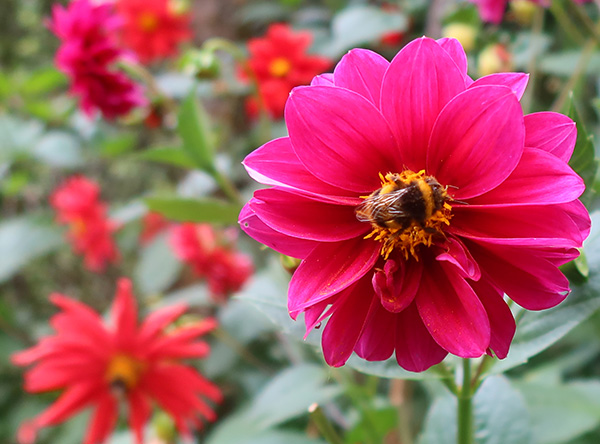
[356,170,452,260]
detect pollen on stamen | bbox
[359,170,453,261]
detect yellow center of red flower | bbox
[269,57,292,78]
[106,354,145,391]
[138,12,159,32]
[356,170,452,261]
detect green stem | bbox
[457,359,473,444]
[212,168,243,205]
[551,36,597,112]
[431,362,458,395]
[550,0,587,44]
[309,404,345,444]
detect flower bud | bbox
[509,0,540,26]
[180,50,221,80]
[478,43,513,77]
[153,411,177,443]
[281,254,302,274]
[442,23,478,53]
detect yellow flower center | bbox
[105,354,145,391]
[356,170,453,261]
[269,57,292,78]
[70,218,86,236]
[138,12,159,32]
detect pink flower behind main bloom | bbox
[48,0,146,119]
[471,0,590,24]
[13,279,222,444]
[239,37,590,372]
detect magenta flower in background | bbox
[471,0,590,24]
[239,37,590,372]
[48,0,146,119]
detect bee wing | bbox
[356,188,410,222]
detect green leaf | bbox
[100,133,138,157]
[321,5,408,57]
[20,66,67,96]
[133,232,182,296]
[539,51,600,77]
[0,215,63,283]
[418,395,456,444]
[473,376,531,444]
[345,406,397,444]
[206,364,339,444]
[567,97,597,204]
[135,146,196,168]
[145,196,240,225]
[177,91,216,173]
[514,380,600,444]
[419,376,531,444]
[490,210,600,373]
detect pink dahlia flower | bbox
[471,0,590,24]
[239,37,590,372]
[48,0,146,119]
[13,278,222,444]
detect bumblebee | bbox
[355,172,447,232]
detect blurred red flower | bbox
[245,23,331,119]
[170,223,253,301]
[50,176,119,272]
[116,0,193,64]
[13,278,222,444]
[48,0,146,119]
[139,211,170,245]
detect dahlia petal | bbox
[524,112,577,162]
[354,298,396,361]
[333,48,389,104]
[49,294,110,343]
[416,260,490,357]
[250,189,367,241]
[304,299,331,333]
[437,37,468,80]
[471,280,515,360]
[380,37,466,170]
[467,240,571,310]
[83,393,118,444]
[242,137,360,204]
[436,236,481,280]
[469,72,529,100]
[427,85,525,199]
[395,302,448,372]
[288,237,380,317]
[285,86,399,193]
[311,73,334,86]
[468,148,585,206]
[29,382,102,428]
[372,258,422,313]
[239,204,318,259]
[449,204,583,246]
[111,278,138,346]
[138,303,188,345]
[321,278,374,367]
[561,199,591,241]
[128,390,152,444]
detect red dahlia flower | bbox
[50,176,119,272]
[239,37,590,371]
[470,0,590,23]
[245,23,331,119]
[116,0,192,64]
[48,0,146,119]
[13,278,222,444]
[170,223,254,301]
